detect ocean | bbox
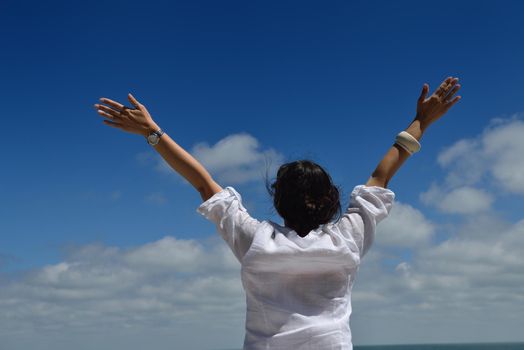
[220,343,524,350]
[354,344,524,350]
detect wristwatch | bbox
[146,128,165,146]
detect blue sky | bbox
[1,1,524,349]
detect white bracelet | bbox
[395,131,421,154]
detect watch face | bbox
[148,134,159,145]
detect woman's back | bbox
[197,184,395,349]
[241,221,357,350]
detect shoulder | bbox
[197,186,244,210]
[351,184,396,198]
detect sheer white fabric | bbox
[197,185,395,350]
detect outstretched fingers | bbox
[446,95,462,109]
[96,104,122,119]
[418,83,429,103]
[444,82,461,102]
[434,76,454,98]
[127,93,142,109]
[443,80,462,110]
[100,97,125,111]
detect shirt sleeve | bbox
[334,185,395,258]
[196,186,262,263]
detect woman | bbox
[94,76,461,349]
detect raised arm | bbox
[94,93,223,202]
[366,76,462,188]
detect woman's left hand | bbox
[415,76,461,129]
[94,93,160,137]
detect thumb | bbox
[418,83,429,103]
[128,93,142,109]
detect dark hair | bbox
[266,160,342,237]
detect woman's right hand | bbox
[415,76,461,129]
[94,93,160,137]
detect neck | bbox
[284,220,309,237]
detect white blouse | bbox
[197,184,395,350]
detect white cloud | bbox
[136,133,285,185]
[124,237,205,271]
[421,117,524,214]
[421,184,494,214]
[0,236,245,350]
[482,119,524,194]
[352,213,524,345]
[437,138,486,187]
[435,117,524,194]
[2,214,524,348]
[376,202,435,247]
[191,133,284,184]
[437,138,477,167]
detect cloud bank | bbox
[2,207,523,348]
[421,117,524,215]
[0,236,245,350]
[136,133,285,185]
[3,118,524,349]
[191,133,284,184]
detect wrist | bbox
[143,122,161,137]
[405,118,426,141]
[414,114,431,132]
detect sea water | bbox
[221,343,524,350]
[355,344,524,350]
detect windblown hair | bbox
[266,160,342,237]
